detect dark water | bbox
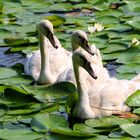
[0,47,26,67]
[106,61,120,77]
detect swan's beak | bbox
[82,40,94,55]
[86,62,97,79]
[48,32,58,49]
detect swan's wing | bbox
[49,47,72,77]
[57,66,76,84]
[24,50,41,80]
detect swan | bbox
[57,30,94,84]
[24,20,95,85]
[24,20,72,84]
[73,46,140,119]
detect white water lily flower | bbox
[131,38,140,46]
[88,25,96,33]
[88,23,104,33]
[94,23,104,32]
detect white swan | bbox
[24,20,71,84]
[57,30,94,84]
[73,47,140,119]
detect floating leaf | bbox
[31,113,68,132]
[116,72,136,80]
[120,123,140,137]
[3,85,37,108]
[28,82,76,102]
[4,37,30,46]
[126,90,140,107]
[133,108,140,115]
[96,15,119,24]
[0,3,4,14]
[0,75,32,85]
[7,102,58,115]
[73,123,103,133]
[116,63,140,74]
[51,127,96,137]
[106,24,132,32]
[0,67,18,79]
[0,129,43,140]
[95,9,124,17]
[102,43,128,54]
[86,116,133,128]
[45,15,66,27]
[116,47,140,64]
[49,3,73,12]
[127,20,140,30]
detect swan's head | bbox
[73,51,97,79]
[38,20,58,48]
[71,30,94,55]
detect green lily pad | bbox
[0,3,4,14]
[96,15,119,24]
[51,127,96,137]
[85,116,133,128]
[127,20,140,31]
[49,3,73,12]
[7,102,58,115]
[28,82,76,102]
[102,43,128,54]
[116,47,140,64]
[106,24,132,32]
[116,63,140,74]
[133,108,140,115]
[73,123,104,133]
[109,130,132,139]
[0,75,33,85]
[116,72,136,80]
[95,9,124,17]
[0,67,18,79]
[45,15,66,27]
[0,129,43,140]
[120,123,140,137]
[4,37,30,47]
[102,52,120,61]
[126,90,140,107]
[31,113,68,132]
[2,85,37,108]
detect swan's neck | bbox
[37,33,56,84]
[72,43,79,52]
[73,63,89,105]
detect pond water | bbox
[0,47,26,67]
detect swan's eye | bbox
[81,38,87,44]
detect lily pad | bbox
[120,123,140,137]
[116,63,140,74]
[126,90,140,107]
[0,129,43,140]
[31,113,68,132]
[28,82,76,102]
[2,85,37,108]
[45,15,66,27]
[0,67,18,79]
[133,108,140,115]
[4,37,30,47]
[0,2,4,14]
[85,116,133,128]
[101,42,128,54]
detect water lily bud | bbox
[131,38,140,47]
